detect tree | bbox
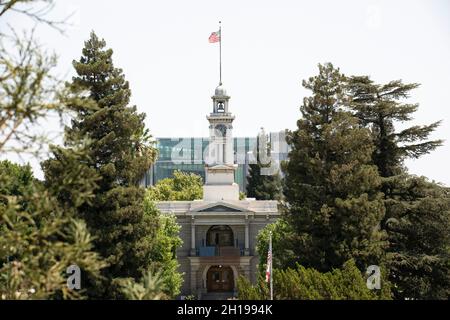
[119,270,168,300]
[145,170,206,297]
[282,63,387,272]
[0,2,106,300]
[0,0,72,156]
[246,128,283,201]
[347,77,442,179]
[237,260,391,300]
[42,31,158,298]
[0,160,34,198]
[0,1,67,31]
[347,77,449,299]
[140,198,183,298]
[384,176,450,299]
[147,170,203,201]
[0,160,106,299]
[256,219,297,273]
[0,28,61,156]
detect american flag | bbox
[208,30,221,43]
[265,240,272,283]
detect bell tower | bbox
[207,84,235,165]
[203,83,239,201]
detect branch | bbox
[0,0,74,34]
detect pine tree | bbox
[42,32,159,298]
[0,160,105,300]
[347,77,449,299]
[283,63,387,272]
[385,176,450,299]
[246,128,283,200]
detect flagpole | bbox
[219,20,222,85]
[269,231,273,300]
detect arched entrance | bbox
[206,225,233,246]
[206,265,235,292]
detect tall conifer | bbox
[246,128,283,200]
[347,77,449,299]
[43,32,158,298]
[283,63,386,272]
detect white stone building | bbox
[156,83,280,299]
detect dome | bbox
[215,84,227,96]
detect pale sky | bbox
[2,0,450,185]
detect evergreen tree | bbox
[0,160,105,299]
[246,128,283,200]
[256,219,297,273]
[0,0,64,156]
[282,63,387,272]
[347,77,449,299]
[347,77,442,178]
[119,269,169,300]
[237,260,391,300]
[384,176,450,299]
[0,161,34,199]
[43,32,159,298]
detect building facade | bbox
[156,83,280,299]
[141,137,257,192]
[140,135,289,192]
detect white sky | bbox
[2,0,450,185]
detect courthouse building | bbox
[155,83,280,299]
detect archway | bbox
[206,265,235,292]
[206,225,233,247]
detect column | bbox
[190,264,199,297]
[190,219,196,256]
[244,221,250,256]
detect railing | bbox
[198,246,242,257]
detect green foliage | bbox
[347,76,448,299]
[384,175,450,299]
[256,220,297,273]
[143,198,184,298]
[0,29,61,156]
[42,31,159,298]
[0,160,35,201]
[347,77,443,178]
[246,164,283,201]
[283,63,387,272]
[0,161,106,300]
[238,260,391,300]
[41,143,101,209]
[237,275,269,300]
[119,270,169,300]
[246,129,283,201]
[65,31,156,187]
[147,170,203,201]
[0,3,107,300]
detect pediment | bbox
[191,201,251,213]
[198,205,241,212]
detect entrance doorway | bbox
[206,265,234,292]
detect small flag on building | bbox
[209,30,221,43]
[266,235,272,283]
